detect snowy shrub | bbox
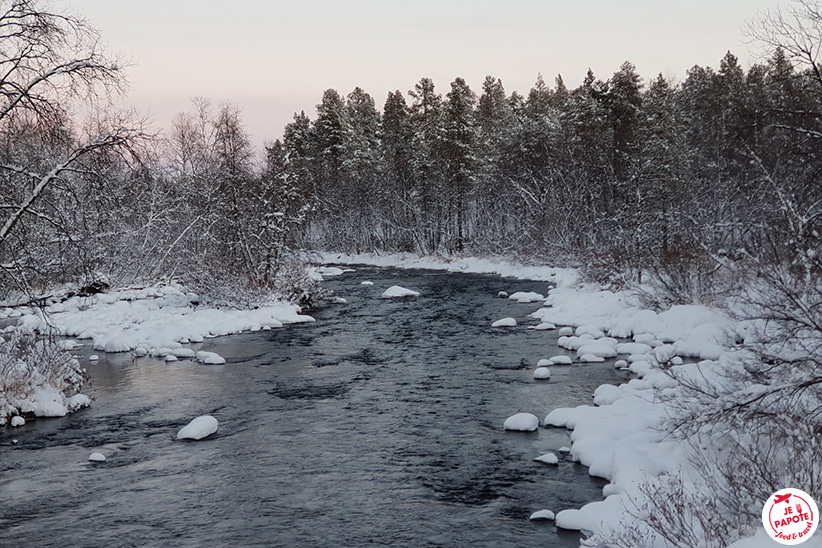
[0,331,87,423]
[602,265,822,548]
[180,256,329,309]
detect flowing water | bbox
[0,267,631,547]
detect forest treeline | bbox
[1,0,821,310]
[270,48,822,301]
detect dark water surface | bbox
[0,267,629,547]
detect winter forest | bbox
[3,0,822,546]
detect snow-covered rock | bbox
[171,348,196,359]
[614,359,628,369]
[503,413,539,432]
[576,343,617,359]
[491,317,517,327]
[360,281,374,286]
[579,354,605,363]
[497,291,508,298]
[529,510,555,521]
[165,354,178,362]
[88,354,99,361]
[615,342,653,356]
[533,367,551,380]
[88,452,106,462]
[10,416,24,427]
[195,351,226,365]
[531,322,556,330]
[547,355,573,366]
[508,291,544,303]
[381,285,420,298]
[534,452,559,464]
[176,415,218,440]
[558,327,574,337]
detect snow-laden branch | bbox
[0,129,141,244]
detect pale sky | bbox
[69,0,790,149]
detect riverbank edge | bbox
[314,251,776,548]
[0,282,316,427]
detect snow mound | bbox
[491,317,517,327]
[177,415,218,440]
[576,343,617,359]
[547,355,573,366]
[508,291,545,303]
[381,285,420,298]
[360,281,374,286]
[614,359,628,369]
[615,342,653,356]
[196,351,225,365]
[558,327,574,337]
[530,510,555,521]
[530,322,556,330]
[88,452,106,462]
[88,354,99,361]
[533,367,551,380]
[534,452,559,464]
[498,291,509,298]
[10,416,24,427]
[504,413,539,432]
[165,354,178,362]
[579,354,605,363]
[315,266,345,277]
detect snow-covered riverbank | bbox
[315,252,800,548]
[0,282,315,424]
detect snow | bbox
[381,285,420,298]
[88,354,99,361]
[164,354,178,362]
[558,327,575,337]
[533,367,551,380]
[546,355,573,366]
[533,452,558,464]
[88,452,106,462]
[315,252,578,285]
[530,322,556,330]
[529,510,555,521]
[579,354,605,363]
[503,413,539,432]
[177,415,218,440]
[10,416,24,427]
[360,281,374,286]
[531,278,757,544]
[491,317,517,327]
[576,343,617,359]
[32,282,313,358]
[508,291,545,303]
[195,351,226,365]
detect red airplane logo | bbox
[774,493,792,504]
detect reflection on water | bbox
[0,267,630,548]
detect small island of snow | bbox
[491,317,517,327]
[177,415,219,440]
[503,412,539,432]
[381,285,420,298]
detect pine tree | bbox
[443,76,478,252]
[408,77,445,252]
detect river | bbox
[0,266,630,547]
